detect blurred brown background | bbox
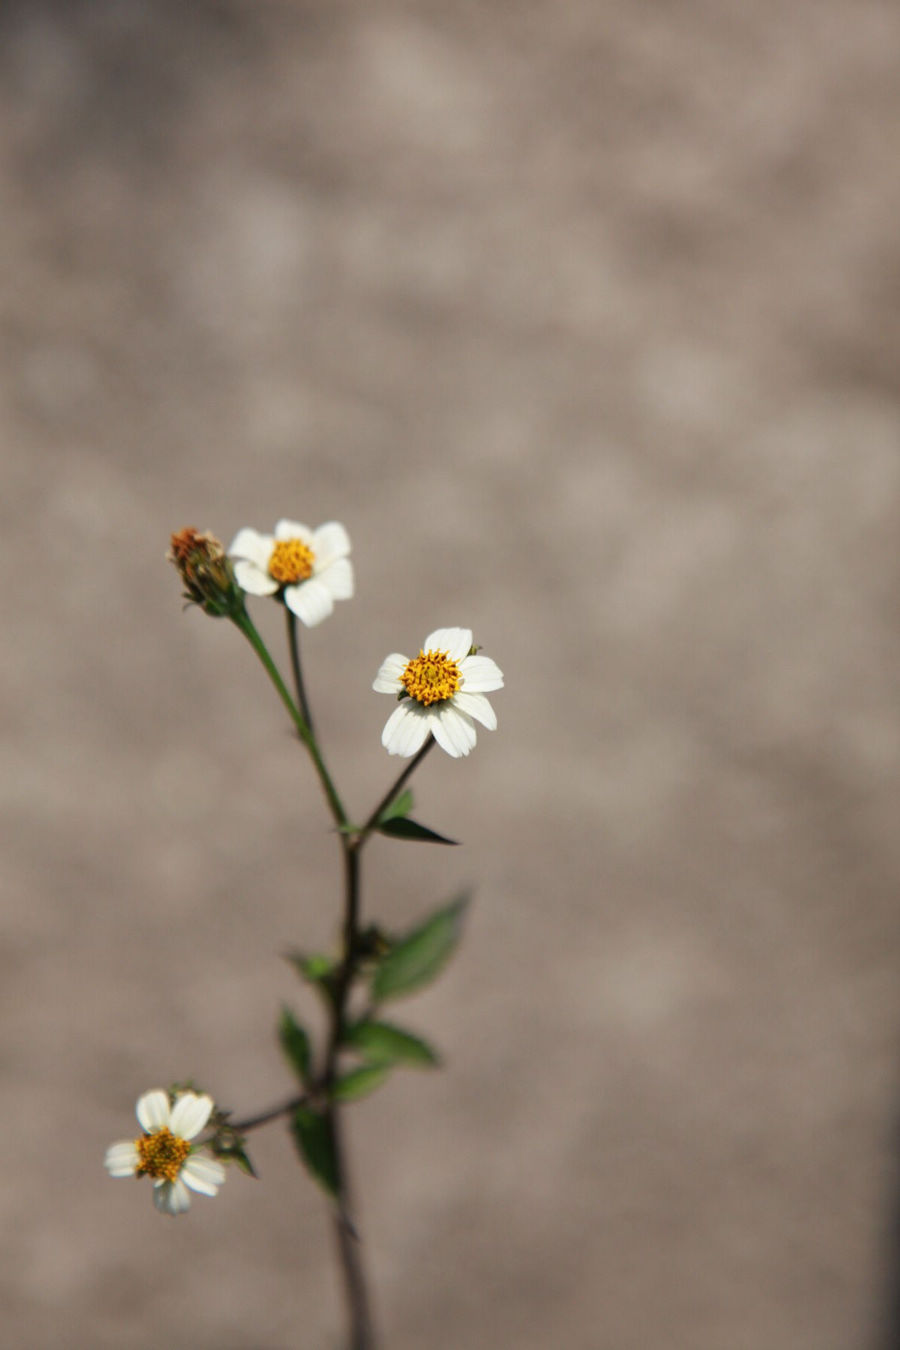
[3,1,899,1347]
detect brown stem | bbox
[229,1093,307,1133]
[330,1110,377,1349]
[268,630,438,1346]
[322,743,438,1347]
[324,841,377,1348]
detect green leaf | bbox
[290,1106,339,1199]
[376,816,459,845]
[285,950,337,983]
[278,1006,312,1084]
[219,1141,258,1178]
[230,1145,258,1178]
[208,1125,258,1178]
[344,1019,440,1068]
[372,895,469,1003]
[284,951,338,1006]
[332,1065,392,1102]
[377,789,414,823]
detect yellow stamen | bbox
[269,538,315,585]
[135,1128,191,1183]
[401,648,461,706]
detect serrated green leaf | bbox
[290,1106,339,1198]
[278,1006,312,1084]
[377,816,459,845]
[377,789,414,824]
[344,1019,440,1067]
[332,1065,392,1101]
[372,895,469,1002]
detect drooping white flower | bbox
[105,1089,226,1216]
[228,520,354,626]
[373,627,503,758]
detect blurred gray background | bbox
[2,1,899,1347]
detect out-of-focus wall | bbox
[2,2,899,1346]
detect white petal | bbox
[274,519,313,543]
[153,1178,191,1215]
[136,1090,171,1134]
[459,654,504,692]
[169,1092,214,1141]
[318,556,354,600]
[228,528,274,570]
[312,521,351,563]
[431,706,477,757]
[182,1154,226,1197]
[453,690,497,730]
[105,1141,140,1177]
[233,558,278,596]
[381,703,432,757]
[284,577,333,626]
[423,628,472,661]
[373,654,408,692]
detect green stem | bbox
[230,1093,308,1133]
[357,737,436,843]
[238,604,376,1345]
[232,609,349,831]
[234,606,441,1350]
[286,609,315,737]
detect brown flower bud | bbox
[167,527,243,618]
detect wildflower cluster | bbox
[108,512,502,1350]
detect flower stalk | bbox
[286,609,315,737]
[274,592,379,1346]
[128,518,504,1349]
[232,606,349,833]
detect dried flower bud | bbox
[168,528,243,618]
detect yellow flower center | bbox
[135,1127,191,1182]
[401,648,461,706]
[268,538,315,586]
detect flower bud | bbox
[168,527,243,618]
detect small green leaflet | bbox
[291,1106,339,1199]
[331,1065,392,1101]
[377,789,415,823]
[344,1019,440,1067]
[278,1006,312,1084]
[376,816,459,845]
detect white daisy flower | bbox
[228,520,354,626]
[373,627,503,758]
[105,1089,226,1216]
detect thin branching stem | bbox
[233,607,348,831]
[357,737,436,843]
[323,842,377,1348]
[331,1130,376,1350]
[281,618,377,1348]
[234,607,441,1349]
[230,1094,308,1133]
[286,609,315,737]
